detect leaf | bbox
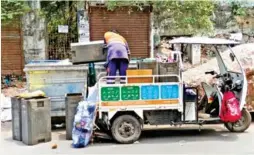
[7,14,13,19]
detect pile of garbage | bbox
[246,69,254,111]
[1,81,26,122]
[1,75,25,89]
[182,43,254,105]
[1,90,46,123]
[183,43,254,86]
[157,40,209,71]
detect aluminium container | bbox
[137,59,159,82]
[24,60,137,118]
[11,97,22,141]
[65,93,83,140]
[24,60,87,117]
[158,62,180,82]
[70,40,106,64]
[21,97,51,145]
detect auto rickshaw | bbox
[94,37,252,144]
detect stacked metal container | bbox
[137,59,159,82]
[11,97,22,141]
[158,62,180,82]
[21,97,51,145]
[137,59,180,83]
[65,93,83,140]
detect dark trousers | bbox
[107,59,128,84]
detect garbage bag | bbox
[219,91,241,122]
[72,128,92,148]
[72,100,96,148]
[1,108,12,122]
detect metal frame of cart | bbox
[93,37,252,144]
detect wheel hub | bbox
[119,122,135,138]
[233,116,245,127]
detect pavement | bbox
[1,122,254,155]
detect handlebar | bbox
[213,74,222,79]
[205,71,212,75]
[205,71,217,75]
[205,71,222,79]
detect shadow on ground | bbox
[139,128,239,144]
[2,120,253,147]
[91,125,246,146]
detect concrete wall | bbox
[22,11,47,64]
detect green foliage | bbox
[40,1,79,60]
[153,0,215,35]
[41,1,77,34]
[40,1,78,41]
[230,0,247,16]
[1,0,30,25]
[106,0,214,35]
[106,0,151,11]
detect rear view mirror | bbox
[230,53,235,62]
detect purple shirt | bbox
[107,42,130,61]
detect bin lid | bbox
[71,40,104,47]
[25,59,72,66]
[24,59,138,72]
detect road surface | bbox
[1,122,254,155]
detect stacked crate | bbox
[126,69,153,83]
[137,59,159,82]
[158,62,180,82]
[136,59,180,83]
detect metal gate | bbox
[48,33,78,60]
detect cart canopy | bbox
[168,37,240,45]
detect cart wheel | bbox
[111,115,141,144]
[224,108,252,132]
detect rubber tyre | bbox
[111,115,141,144]
[224,108,252,132]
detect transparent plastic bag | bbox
[86,84,99,102]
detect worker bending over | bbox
[104,30,130,84]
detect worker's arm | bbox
[103,37,109,69]
[103,38,107,48]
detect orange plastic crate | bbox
[126,69,153,83]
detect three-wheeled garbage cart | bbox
[94,37,252,144]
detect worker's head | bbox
[110,29,119,34]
